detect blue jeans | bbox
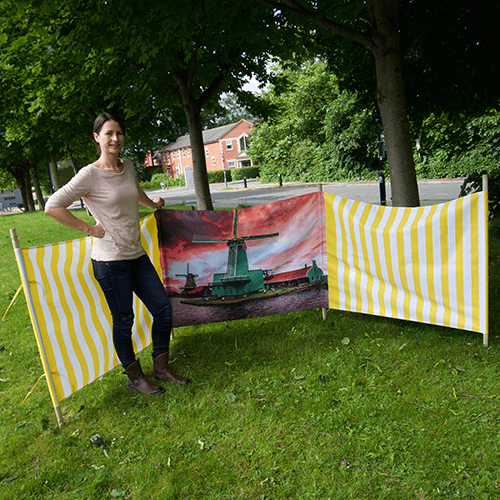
[92,254,172,367]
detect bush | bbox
[230,166,259,181]
[207,170,232,184]
[460,169,500,224]
[415,109,500,180]
[140,173,185,190]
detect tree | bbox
[250,61,377,182]
[259,0,420,206]
[0,1,100,206]
[201,93,256,129]
[399,1,500,124]
[0,0,279,210]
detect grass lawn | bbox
[0,206,499,499]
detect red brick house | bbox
[153,119,259,180]
[264,261,324,290]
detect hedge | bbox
[230,166,260,181]
[207,170,232,184]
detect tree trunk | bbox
[49,150,61,192]
[23,167,36,211]
[13,166,34,211]
[188,109,214,211]
[66,145,79,175]
[172,72,214,211]
[29,158,45,211]
[368,0,420,207]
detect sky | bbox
[242,76,266,93]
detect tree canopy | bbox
[0,0,280,209]
[257,0,500,206]
[1,0,498,209]
[250,60,378,183]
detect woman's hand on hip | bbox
[89,223,105,239]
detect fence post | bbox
[483,174,489,347]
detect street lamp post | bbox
[222,151,227,188]
[377,122,386,206]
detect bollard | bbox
[378,170,386,206]
[243,177,247,188]
[278,173,282,187]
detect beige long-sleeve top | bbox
[45,159,146,261]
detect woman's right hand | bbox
[89,223,105,239]
[46,206,106,239]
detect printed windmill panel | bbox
[155,192,328,327]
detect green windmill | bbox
[194,210,279,297]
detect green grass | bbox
[1,208,500,499]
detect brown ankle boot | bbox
[153,352,191,385]
[124,359,165,395]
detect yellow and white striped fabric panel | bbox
[325,192,488,334]
[20,213,159,404]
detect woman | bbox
[45,112,190,395]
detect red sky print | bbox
[155,192,326,293]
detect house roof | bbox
[264,266,312,285]
[160,123,236,153]
[159,119,259,153]
[203,123,237,144]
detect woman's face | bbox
[94,120,124,155]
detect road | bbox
[147,178,466,209]
[1,178,462,215]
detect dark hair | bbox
[93,112,126,136]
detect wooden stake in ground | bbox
[483,174,489,347]
[318,183,327,322]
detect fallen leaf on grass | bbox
[110,489,127,498]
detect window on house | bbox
[187,149,190,157]
[177,150,180,159]
[228,161,235,169]
[226,140,233,151]
[239,135,248,151]
[212,156,216,166]
[205,148,209,157]
[182,149,185,158]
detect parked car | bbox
[0,189,23,211]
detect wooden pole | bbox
[2,284,22,321]
[10,228,64,427]
[318,184,327,321]
[482,175,489,347]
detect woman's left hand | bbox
[153,197,165,209]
